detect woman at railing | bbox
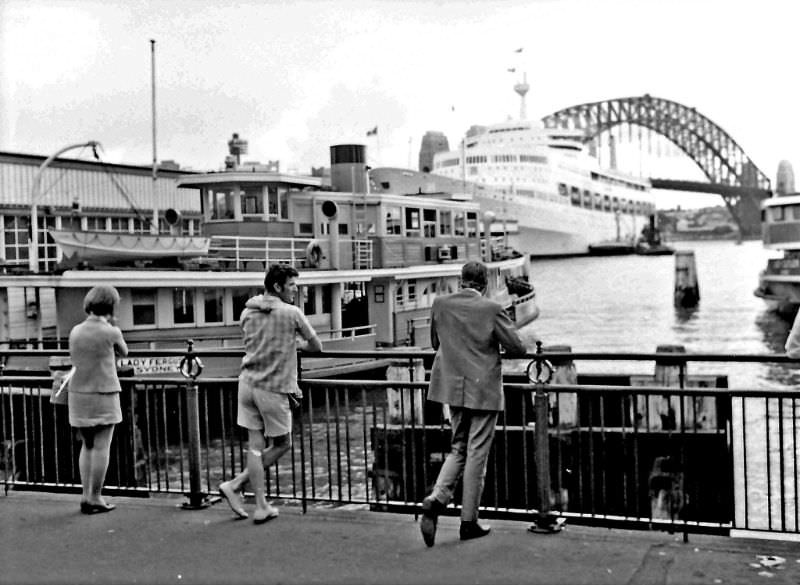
[68,285,129,514]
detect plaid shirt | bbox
[238,294,316,394]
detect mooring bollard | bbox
[526,341,564,534]
[674,250,700,308]
[179,339,209,510]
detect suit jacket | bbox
[427,288,527,412]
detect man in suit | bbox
[420,261,528,546]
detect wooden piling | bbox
[386,356,426,424]
[674,250,700,308]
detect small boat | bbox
[634,215,674,256]
[49,230,210,266]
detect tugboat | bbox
[635,215,675,256]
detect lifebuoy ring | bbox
[306,241,322,268]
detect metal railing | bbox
[3,345,800,540]
[207,235,373,270]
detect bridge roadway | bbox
[3,491,800,585]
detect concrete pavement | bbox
[2,490,800,585]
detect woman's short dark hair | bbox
[264,263,299,293]
[83,285,120,316]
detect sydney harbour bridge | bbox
[541,95,771,237]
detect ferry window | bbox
[558,183,568,197]
[132,289,156,326]
[454,212,466,236]
[322,284,332,314]
[772,207,785,221]
[203,288,224,323]
[439,210,452,235]
[173,288,195,324]
[422,209,437,238]
[405,208,421,237]
[304,286,317,315]
[570,187,581,206]
[466,212,478,237]
[386,206,401,235]
[338,224,348,235]
[241,186,264,215]
[407,281,417,304]
[267,186,279,218]
[791,205,800,220]
[210,188,235,220]
[279,188,289,219]
[582,190,591,208]
[603,195,611,211]
[232,288,257,321]
[395,284,404,307]
[298,223,313,235]
[594,193,602,210]
[612,197,619,211]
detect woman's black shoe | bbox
[81,502,116,515]
[459,521,491,541]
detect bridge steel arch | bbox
[541,95,771,236]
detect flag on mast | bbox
[366,126,378,136]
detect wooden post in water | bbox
[674,250,700,308]
[386,357,425,424]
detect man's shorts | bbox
[237,380,292,437]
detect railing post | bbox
[297,349,307,514]
[179,339,209,510]
[527,341,564,534]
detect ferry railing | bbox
[208,235,373,270]
[4,346,800,540]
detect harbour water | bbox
[519,238,796,389]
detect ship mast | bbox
[514,72,529,120]
[150,39,159,235]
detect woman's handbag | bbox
[50,367,75,406]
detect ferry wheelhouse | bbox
[382,82,657,257]
[0,144,538,376]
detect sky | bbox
[1,0,798,209]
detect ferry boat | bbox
[370,79,657,257]
[0,144,539,376]
[754,161,800,316]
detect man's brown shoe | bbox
[420,497,445,547]
[459,521,491,541]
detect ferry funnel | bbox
[330,144,367,193]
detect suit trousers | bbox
[430,406,498,522]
